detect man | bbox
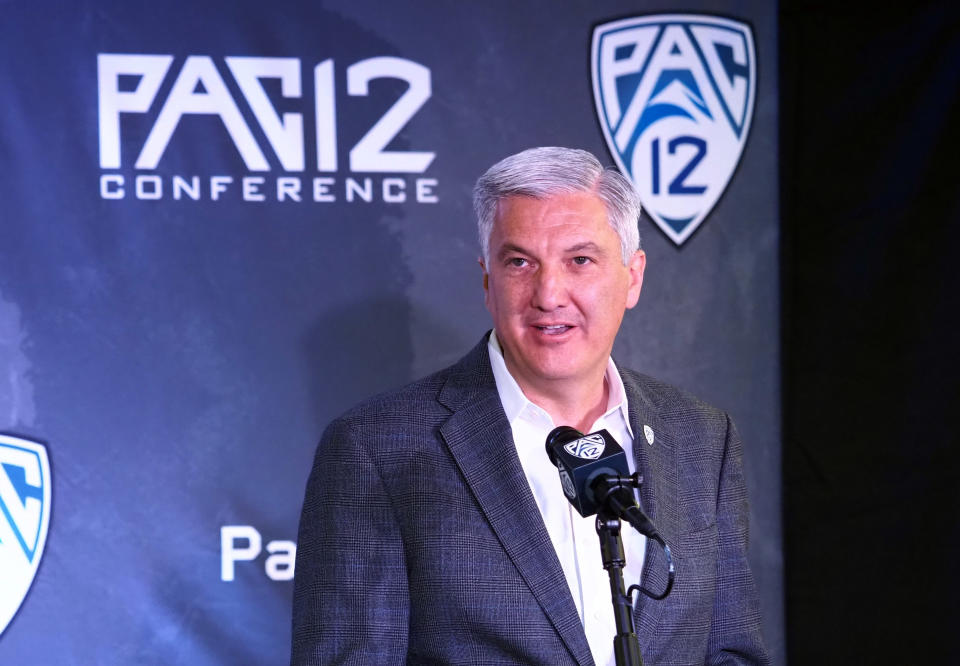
[292,147,769,665]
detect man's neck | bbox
[514,371,610,434]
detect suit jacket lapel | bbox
[621,371,680,654]
[438,338,594,666]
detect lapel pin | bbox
[643,424,655,445]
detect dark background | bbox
[781,2,960,662]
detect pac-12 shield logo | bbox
[564,434,606,460]
[592,14,756,245]
[0,435,51,636]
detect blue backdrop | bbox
[0,1,782,663]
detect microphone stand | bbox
[596,512,644,666]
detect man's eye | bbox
[508,257,528,267]
[572,256,591,265]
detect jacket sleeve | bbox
[706,414,770,665]
[291,417,409,665]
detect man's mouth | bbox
[534,324,572,335]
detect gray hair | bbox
[473,146,642,265]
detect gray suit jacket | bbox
[292,335,769,665]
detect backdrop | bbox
[0,1,782,663]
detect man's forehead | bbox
[494,192,608,223]
[490,193,619,257]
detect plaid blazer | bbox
[291,335,769,665]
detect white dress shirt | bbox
[487,331,646,666]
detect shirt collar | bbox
[488,330,633,437]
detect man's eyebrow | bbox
[495,241,609,259]
[565,241,605,254]
[495,242,532,259]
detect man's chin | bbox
[520,360,592,387]
[502,338,599,383]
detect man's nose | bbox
[531,264,568,311]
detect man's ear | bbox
[479,257,489,293]
[625,250,646,309]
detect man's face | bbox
[482,191,645,394]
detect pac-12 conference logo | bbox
[564,434,605,460]
[592,15,756,245]
[97,54,438,204]
[0,435,51,636]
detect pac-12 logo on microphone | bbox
[0,435,51,636]
[591,14,756,245]
[564,434,605,460]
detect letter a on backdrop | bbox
[592,14,756,245]
[0,435,51,636]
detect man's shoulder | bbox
[618,366,729,424]
[337,366,451,422]
[619,368,735,473]
[332,335,493,428]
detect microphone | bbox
[545,426,660,539]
